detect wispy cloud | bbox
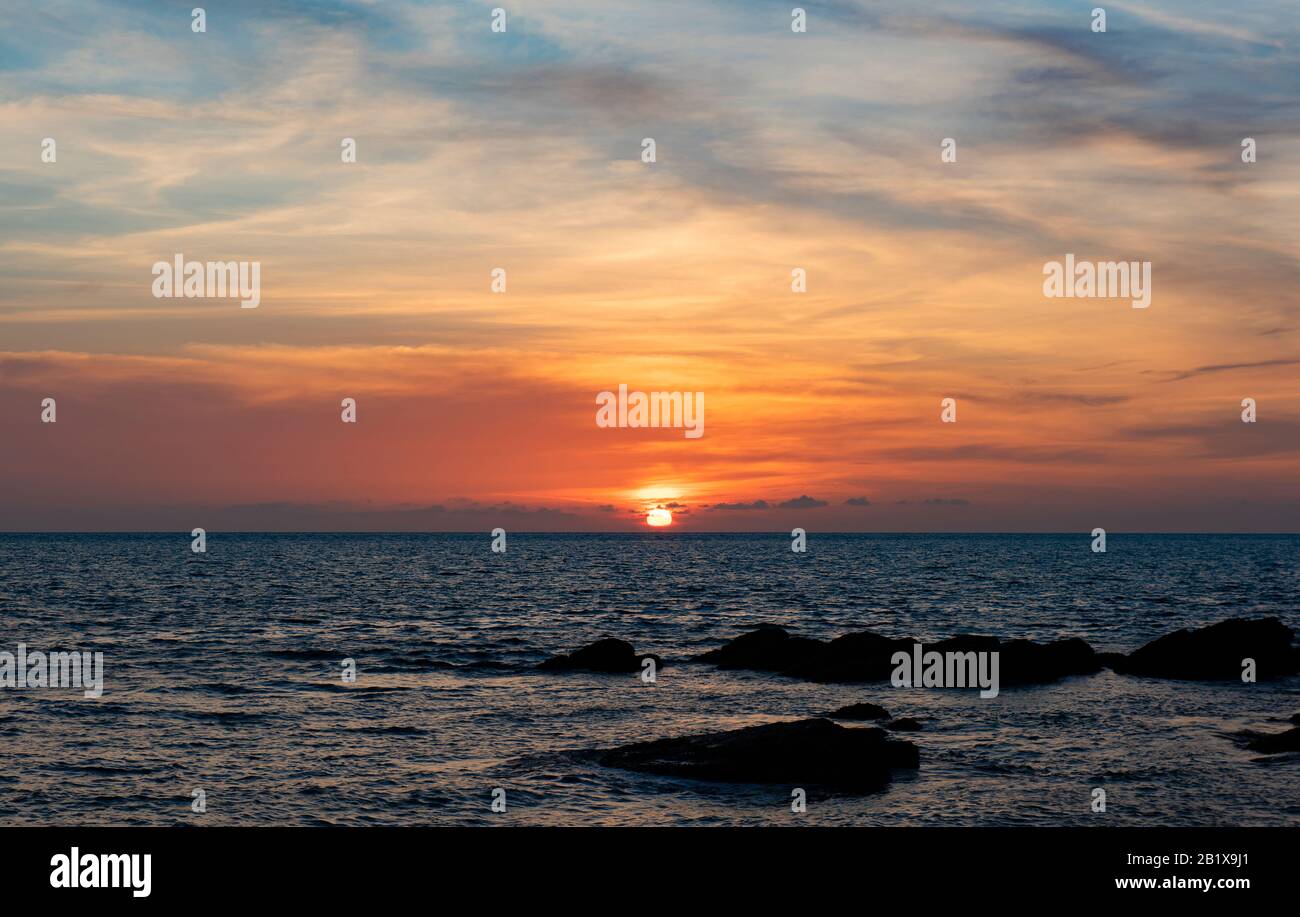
[1,0,1298,530]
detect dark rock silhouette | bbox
[597,717,918,789]
[695,625,831,672]
[695,626,1100,686]
[1094,651,1126,669]
[886,717,922,731]
[695,618,1298,686]
[789,630,913,682]
[826,702,890,721]
[1110,617,1299,681]
[932,635,1102,686]
[538,638,660,673]
[1242,727,1300,755]
[1290,713,1300,726]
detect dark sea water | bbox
[0,533,1296,826]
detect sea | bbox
[0,533,1296,826]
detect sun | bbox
[646,508,673,527]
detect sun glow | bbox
[646,508,673,527]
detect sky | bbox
[1,0,1298,532]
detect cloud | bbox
[844,496,871,506]
[157,499,587,532]
[879,444,1102,464]
[1119,414,1300,459]
[777,495,828,509]
[1162,358,1300,382]
[1016,392,1131,407]
[3,0,1300,532]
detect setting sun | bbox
[646,508,673,527]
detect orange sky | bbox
[1,1,1298,531]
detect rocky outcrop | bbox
[1232,722,1300,755]
[695,618,1298,685]
[695,625,832,673]
[928,634,1102,686]
[885,717,922,731]
[1244,727,1300,755]
[695,626,1101,686]
[1109,617,1299,681]
[538,638,660,673]
[597,717,918,789]
[788,630,913,682]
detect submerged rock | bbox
[538,638,660,673]
[695,627,1101,686]
[826,702,890,721]
[885,717,922,731]
[597,717,918,789]
[1110,617,1299,681]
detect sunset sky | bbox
[2,0,1298,531]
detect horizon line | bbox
[3,531,1298,537]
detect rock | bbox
[1291,712,1300,726]
[597,717,918,789]
[1110,617,1299,681]
[886,717,922,731]
[538,638,660,673]
[1095,651,1127,670]
[989,637,1103,686]
[789,631,912,682]
[697,627,1101,686]
[917,634,1103,686]
[826,702,890,721]
[1244,727,1300,755]
[695,625,827,672]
